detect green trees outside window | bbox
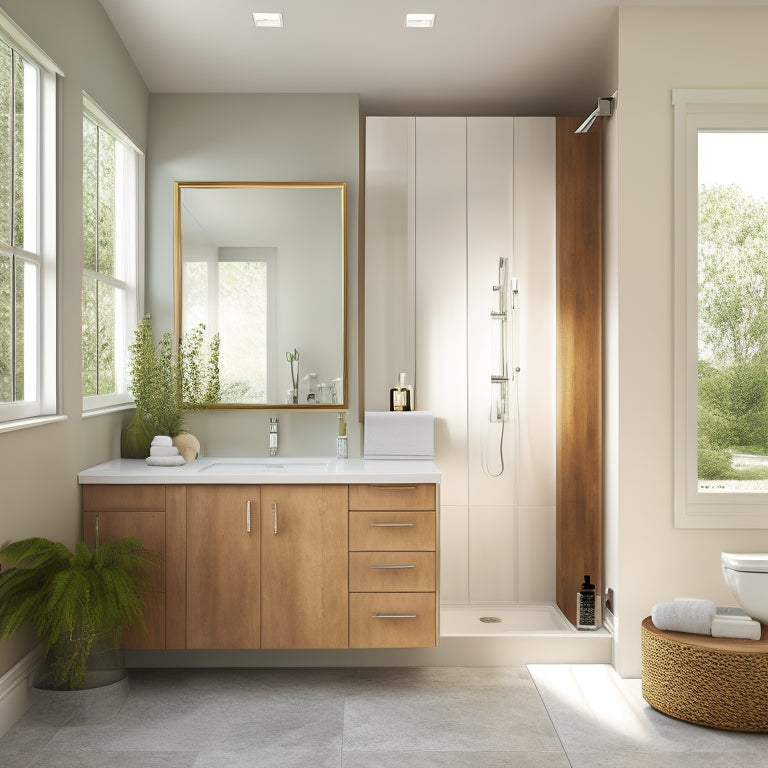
[0,38,33,405]
[698,167,768,484]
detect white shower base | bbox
[441,603,572,635]
[434,602,613,666]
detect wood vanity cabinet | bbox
[260,485,348,649]
[82,485,169,650]
[82,480,437,651]
[186,485,261,649]
[348,483,438,648]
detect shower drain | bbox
[479,616,502,624]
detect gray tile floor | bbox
[1,664,766,767]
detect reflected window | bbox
[183,248,275,403]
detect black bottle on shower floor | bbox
[577,575,602,631]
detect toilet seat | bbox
[721,552,768,573]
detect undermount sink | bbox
[198,458,331,475]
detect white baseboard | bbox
[0,645,43,738]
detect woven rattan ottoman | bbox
[641,616,768,731]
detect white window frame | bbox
[0,10,59,428]
[81,94,144,413]
[673,88,768,528]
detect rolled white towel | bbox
[711,615,762,641]
[651,599,716,635]
[145,455,185,466]
[150,445,179,458]
[151,435,173,447]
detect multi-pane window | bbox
[81,99,141,409]
[674,89,768,527]
[0,20,57,425]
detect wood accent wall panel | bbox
[556,117,603,626]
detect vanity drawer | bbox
[349,483,435,511]
[349,593,437,648]
[83,484,166,512]
[350,551,435,592]
[349,510,435,551]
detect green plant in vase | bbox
[0,537,160,690]
[122,314,220,458]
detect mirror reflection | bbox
[174,182,346,408]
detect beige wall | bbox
[612,5,768,676]
[0,0,148,676]
[146,93,360,456]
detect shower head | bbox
[575,93,617,134]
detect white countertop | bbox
[78,456,441,485]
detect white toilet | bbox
[721,552,768,625]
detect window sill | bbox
[0,414,68,435]
[82,402,135,419]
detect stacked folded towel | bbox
[145,435,185,466]
[651,599,762,640]
[651,599,716,635]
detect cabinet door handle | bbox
[246,501,251,533]
[369,564,415,569]
[95,513,99,548]
[370,522,415,528]
[370,485,416,490]
[372,613,418,619]
[271,502,278,535]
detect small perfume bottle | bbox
[336,412,348,459]
[576,575,602,631]
[389,372,413,412]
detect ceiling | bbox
[97,0,759,117]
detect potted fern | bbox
[0,537,159,691]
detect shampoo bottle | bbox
[576,575,602,631]
[389,372,413,412]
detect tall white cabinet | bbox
[364,117,557,605]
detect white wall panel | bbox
[468,505,517,603]
[415,117,468,507]
[517,506,556,602]
[513,118,557,509]
[364,117,416,412]
[466,117,518,508]
[439,505,470,603]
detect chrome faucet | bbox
[269,417,279,456]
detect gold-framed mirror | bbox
[174,181,346,408]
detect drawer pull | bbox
[370,522,415,528]
[372,613,418,619]
[369,564,415,570]
[271,502,278,534]
[370,485,416,490]
[246,500,251,533]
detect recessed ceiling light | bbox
[253,12,283,28]
[406,13,435,28]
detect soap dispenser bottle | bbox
[389,372,413,412]
[576,575,602,631]
[336,412,348,459]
